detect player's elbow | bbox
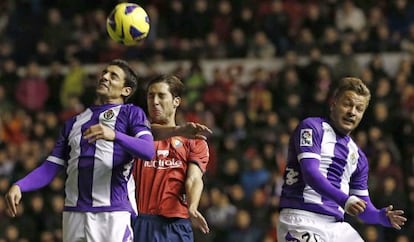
[186,176,203,188]
[141,148,155,161]
[135,140,155,160]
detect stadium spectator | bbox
[202,32,227,59]
[212,0,233,42]
[247,31,276,58]
[301,3,329,42]
[332,40,361,80]
[0,85,13,115]
[33,40,55,66]
[59,58,86,109]
[227,28,248,58]
[44,61,65,112]
[320,26,342,55]
[205,187,237,242]
[15,61,49,113]
[372,23,401,52]
[240,155,271,199]
[245,68,273,123]
[261,0,290,55]
[42,8,70,55]
[335,0,367,33]
[387,0,414,37]
[263,209,280,242]
[0,58,17,95]
[188,0,212,40]
[226,209,263,242]
[293,28,316,56]
[401,23,414,52]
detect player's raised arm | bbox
[357,197,406,229]
[83,122,154,160]
[151,122,212,141]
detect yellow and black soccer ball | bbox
[106,2,150,45]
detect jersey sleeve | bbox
[188,139,209,173]
[47,119,73,166]
[128,104,153,138]
[293,118,323,162]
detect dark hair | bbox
[146,74,184,97]
[109,59,138,100]
[332,77,371,103]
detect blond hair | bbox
[332,77,371,103]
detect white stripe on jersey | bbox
[127,171,137,215]
[349,189,369,196]
[297,152,321,161]
[47,155,65,166]
[302,123,335,204]
[135,130,152,137]
[92,105,121,207]
[340,141,360,195]
[66,109,93,207]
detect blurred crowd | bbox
[1,0,414,64]
[1,0,414,242]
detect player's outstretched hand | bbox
[5,184,22,217]
[189,209,210,234]
[151,122,212,140]
[178,122,213,140]
[385,205,407,230]
[83,124,115,143]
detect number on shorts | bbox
[302,232,320,242]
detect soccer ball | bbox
[106,2,150,45]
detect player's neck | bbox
[95,97,124,105]
[151,117,176,126]
[152,121,176,126]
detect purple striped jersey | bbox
[279,117,369,220]
[46,103,152,213]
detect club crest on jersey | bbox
[172,138,183,148]
[300,129,313,146]
[350,152,357,165]
[103,109,114,120]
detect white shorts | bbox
[277,208,364,242]
[62,211,133,242]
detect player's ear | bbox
[329,97,336,111]
[122,86,132,98]
[173,96,181,108]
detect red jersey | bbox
[133,136,209,218]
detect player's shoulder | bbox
[65,108,89,124]
[300,117,326,128]
[191,138,209,148]
[122,103,145,113]
[121,103,148,119]
[173,137,208,149]
[189,138,209,154]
